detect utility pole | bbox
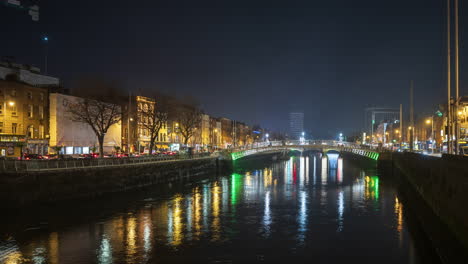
[447,0,453,154]
[127,91,131,154]
[455,0,460,155]
[400,104,403,143]
[410,80,414,152]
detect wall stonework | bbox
[391,153,468,250]
[0,158,225,208]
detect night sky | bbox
[2,0,467,138]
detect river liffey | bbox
[0,154,440,263]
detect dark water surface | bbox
[0,154,440,264]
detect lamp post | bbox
[426,117,434,154]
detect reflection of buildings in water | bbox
[321,155,328,185]
[327,153,339,184]
[293,161,297,184]
[364,176,380,201]
[284,157,293,186]
[221,178,229,213]
[202,184,210,232]
[167,195,184,247]
[351,171,366,203]
[337,158,343,184]
[283,157,294,200]
[264,168,273,188]
[231,174,242,206]
[299,157,305,186]
[48,232,59,264]
[263,191,272,236]
[143,212,152,258]
[185,195,193,235]
[394,196,404,247]
[2,247,23,264]
[212,181,221,241]
[126,216,137,262]
[305,156,309,185]
[193,187,202,238]
[98,235,112,264]
[313,156,317,185]
[337,190,344,232]
[297,190,308,242]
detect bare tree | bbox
[68,98,121,157]
[175,103,202,146]
[140,102,169,155]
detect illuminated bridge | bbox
[230,140,381,161]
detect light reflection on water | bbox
[0,154,426,263]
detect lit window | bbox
[28,105,33,118]
[39,106,44,119]
[28,125,34,138]
[39,125,44,138]
[11,105,17,116]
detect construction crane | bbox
[1,0,39,21]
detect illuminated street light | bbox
[8,101,15,106]
[426,119,431,124]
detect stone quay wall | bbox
[391,153,468,250]
[0,157,226,208]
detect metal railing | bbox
[0,153,213,172]
[232,140,362,152]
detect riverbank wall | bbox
[389,153,468,254]
[0,157,230,208]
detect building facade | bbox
[49,93,121,155]
[289,112,304,140]
[122,95,169,153]
[0,80,50,156]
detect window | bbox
[27,91,32,100]
[28,105,33,118]
[39,125,44,138]
[0,122,3,133]
[40,93,44,101]
[39,106,44,119]
[11,89,16,97]
[28,125,34,138]
[12,123,17,134]
[138,103,142,112]
[143,103,148,112]
[11,105,17,116]
[0,103,3,115]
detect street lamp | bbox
[426,117,434,154]
[8,101,15,106]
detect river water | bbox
[0,154,440,264]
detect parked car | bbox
[79,153,99,159]
[43,154,58,159]
[22,153,44,160]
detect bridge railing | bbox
[232,140,362,152]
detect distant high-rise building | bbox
[289,112,304,140]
